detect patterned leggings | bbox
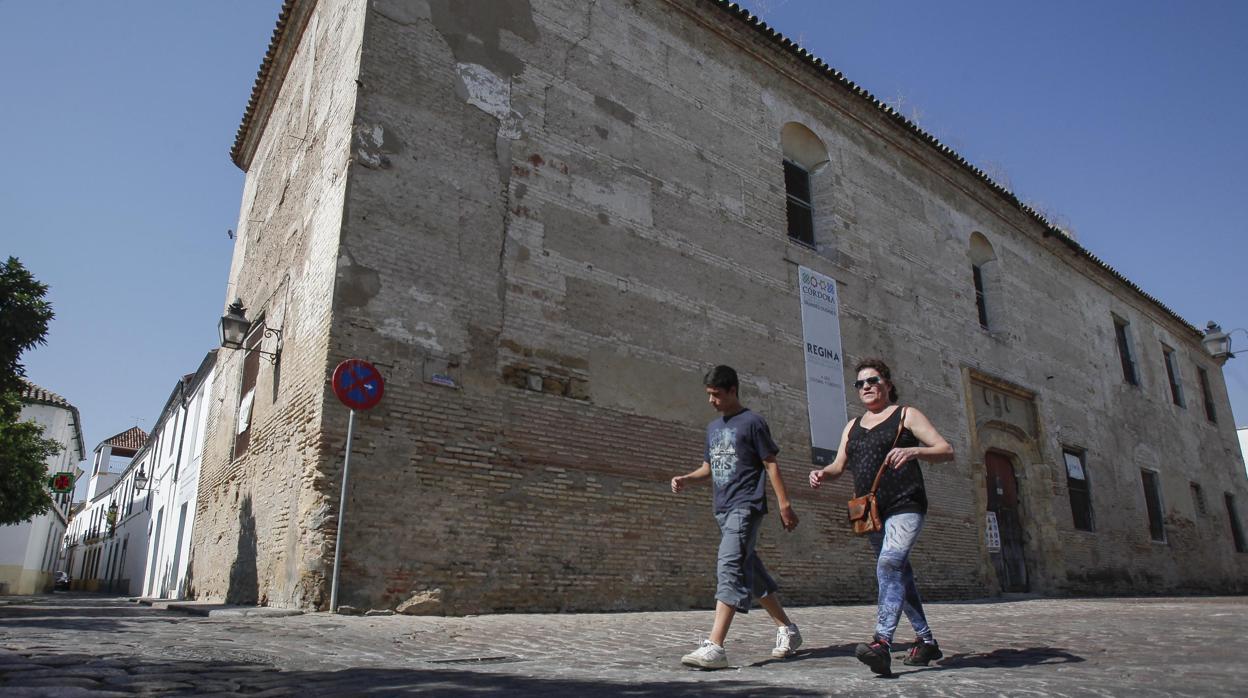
[867,512,933,643]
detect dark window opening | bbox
[1064,449,1093,531]
[233,325,263,459]
[972,264,989,329]
[1114,318,1138,386]
[1163,347,1185,407]
[1191,482,1206,516]
[1141,469,1165,542]
[1198,367,1216,423]
[1227,494,1246,553]
[783,160,814,246]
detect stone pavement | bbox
[1,593,1244,696]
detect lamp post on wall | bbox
[219,300,250,350]
[1202,322,1247,366]
[218,299,283,363]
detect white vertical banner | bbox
[798,266,848,465]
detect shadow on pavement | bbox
[0,651,828,697]
[747,642,857,667]
[937,646,1085,669]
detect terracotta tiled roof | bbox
[19,379,87,461]
[706,0,1199,338]
[230,0,307,169]
[102,426,148,452]
[19,379,73,409]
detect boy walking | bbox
[671,365,802,668]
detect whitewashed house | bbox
[0,381,85,594]
[141,352,216,599]
[63,426,148,592]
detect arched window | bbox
[780,122,828,246]
[969,232,998,330]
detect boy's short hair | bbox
[703,365,739,392]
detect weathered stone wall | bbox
[205,0,1247,612]
[310,0,1247,612]
[189,0,366,608]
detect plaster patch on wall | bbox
[405,286,436,304]
[570,172,653,227]
[352,122,403,169]
[379,317,416,343]
[378,317,444,353]
[336,251,381,308]
[456,63,521,139]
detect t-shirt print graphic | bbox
[709,427,738,486]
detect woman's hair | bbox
[854,357,899,403]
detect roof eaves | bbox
[230,0,315,171]
[705,0,1200,339]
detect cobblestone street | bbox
[1,593,1244,696]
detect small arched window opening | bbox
[781,122,828,246]
[969,232,998,330]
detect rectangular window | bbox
[168,412,178,455]
[1190,482,1206,515]
[1063,449,1093,531]
[972,265,989,329]
[1198,367,1216,423]
[1114,317,1138,385]
[1140,469,1165,542]
[1162,346,1184,407]
[1228,494,1246,553]
[783,160,814,246]
[233,325,263,459]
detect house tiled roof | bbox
[19,379,86,460]
[19,379,73,409]
[102,426,148,453]
[230,0,305,169]
[231,0,1201,339]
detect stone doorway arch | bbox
[962,369,1063,595]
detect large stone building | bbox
[191,0,1248,612]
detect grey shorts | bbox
[714,507,779,612]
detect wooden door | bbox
[986,451,1029,592]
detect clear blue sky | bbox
[3,1,1245,486]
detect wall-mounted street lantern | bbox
[219,299,283,364]
[133,467,149,491]
[1202,322,1246,366]
[106,502,118,537]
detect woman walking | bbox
[809,358,954,674]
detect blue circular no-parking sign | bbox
[332,359,385,411]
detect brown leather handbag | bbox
[847,407,907,534]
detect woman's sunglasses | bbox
[853,376,883,390]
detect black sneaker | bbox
[904,639,943,666]
[855,638,892,675]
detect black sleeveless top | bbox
[846,406,927,518]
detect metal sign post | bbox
[328,358,385,613]
[329,408,356,613]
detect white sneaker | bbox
[772,624,802,658]
[681,639,728,669]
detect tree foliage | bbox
[0,393,61,526]
[0,257,60,525]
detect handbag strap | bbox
[866,406,907,496]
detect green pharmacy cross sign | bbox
[48,472,75,494]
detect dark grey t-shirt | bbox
[704,408,780,514]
